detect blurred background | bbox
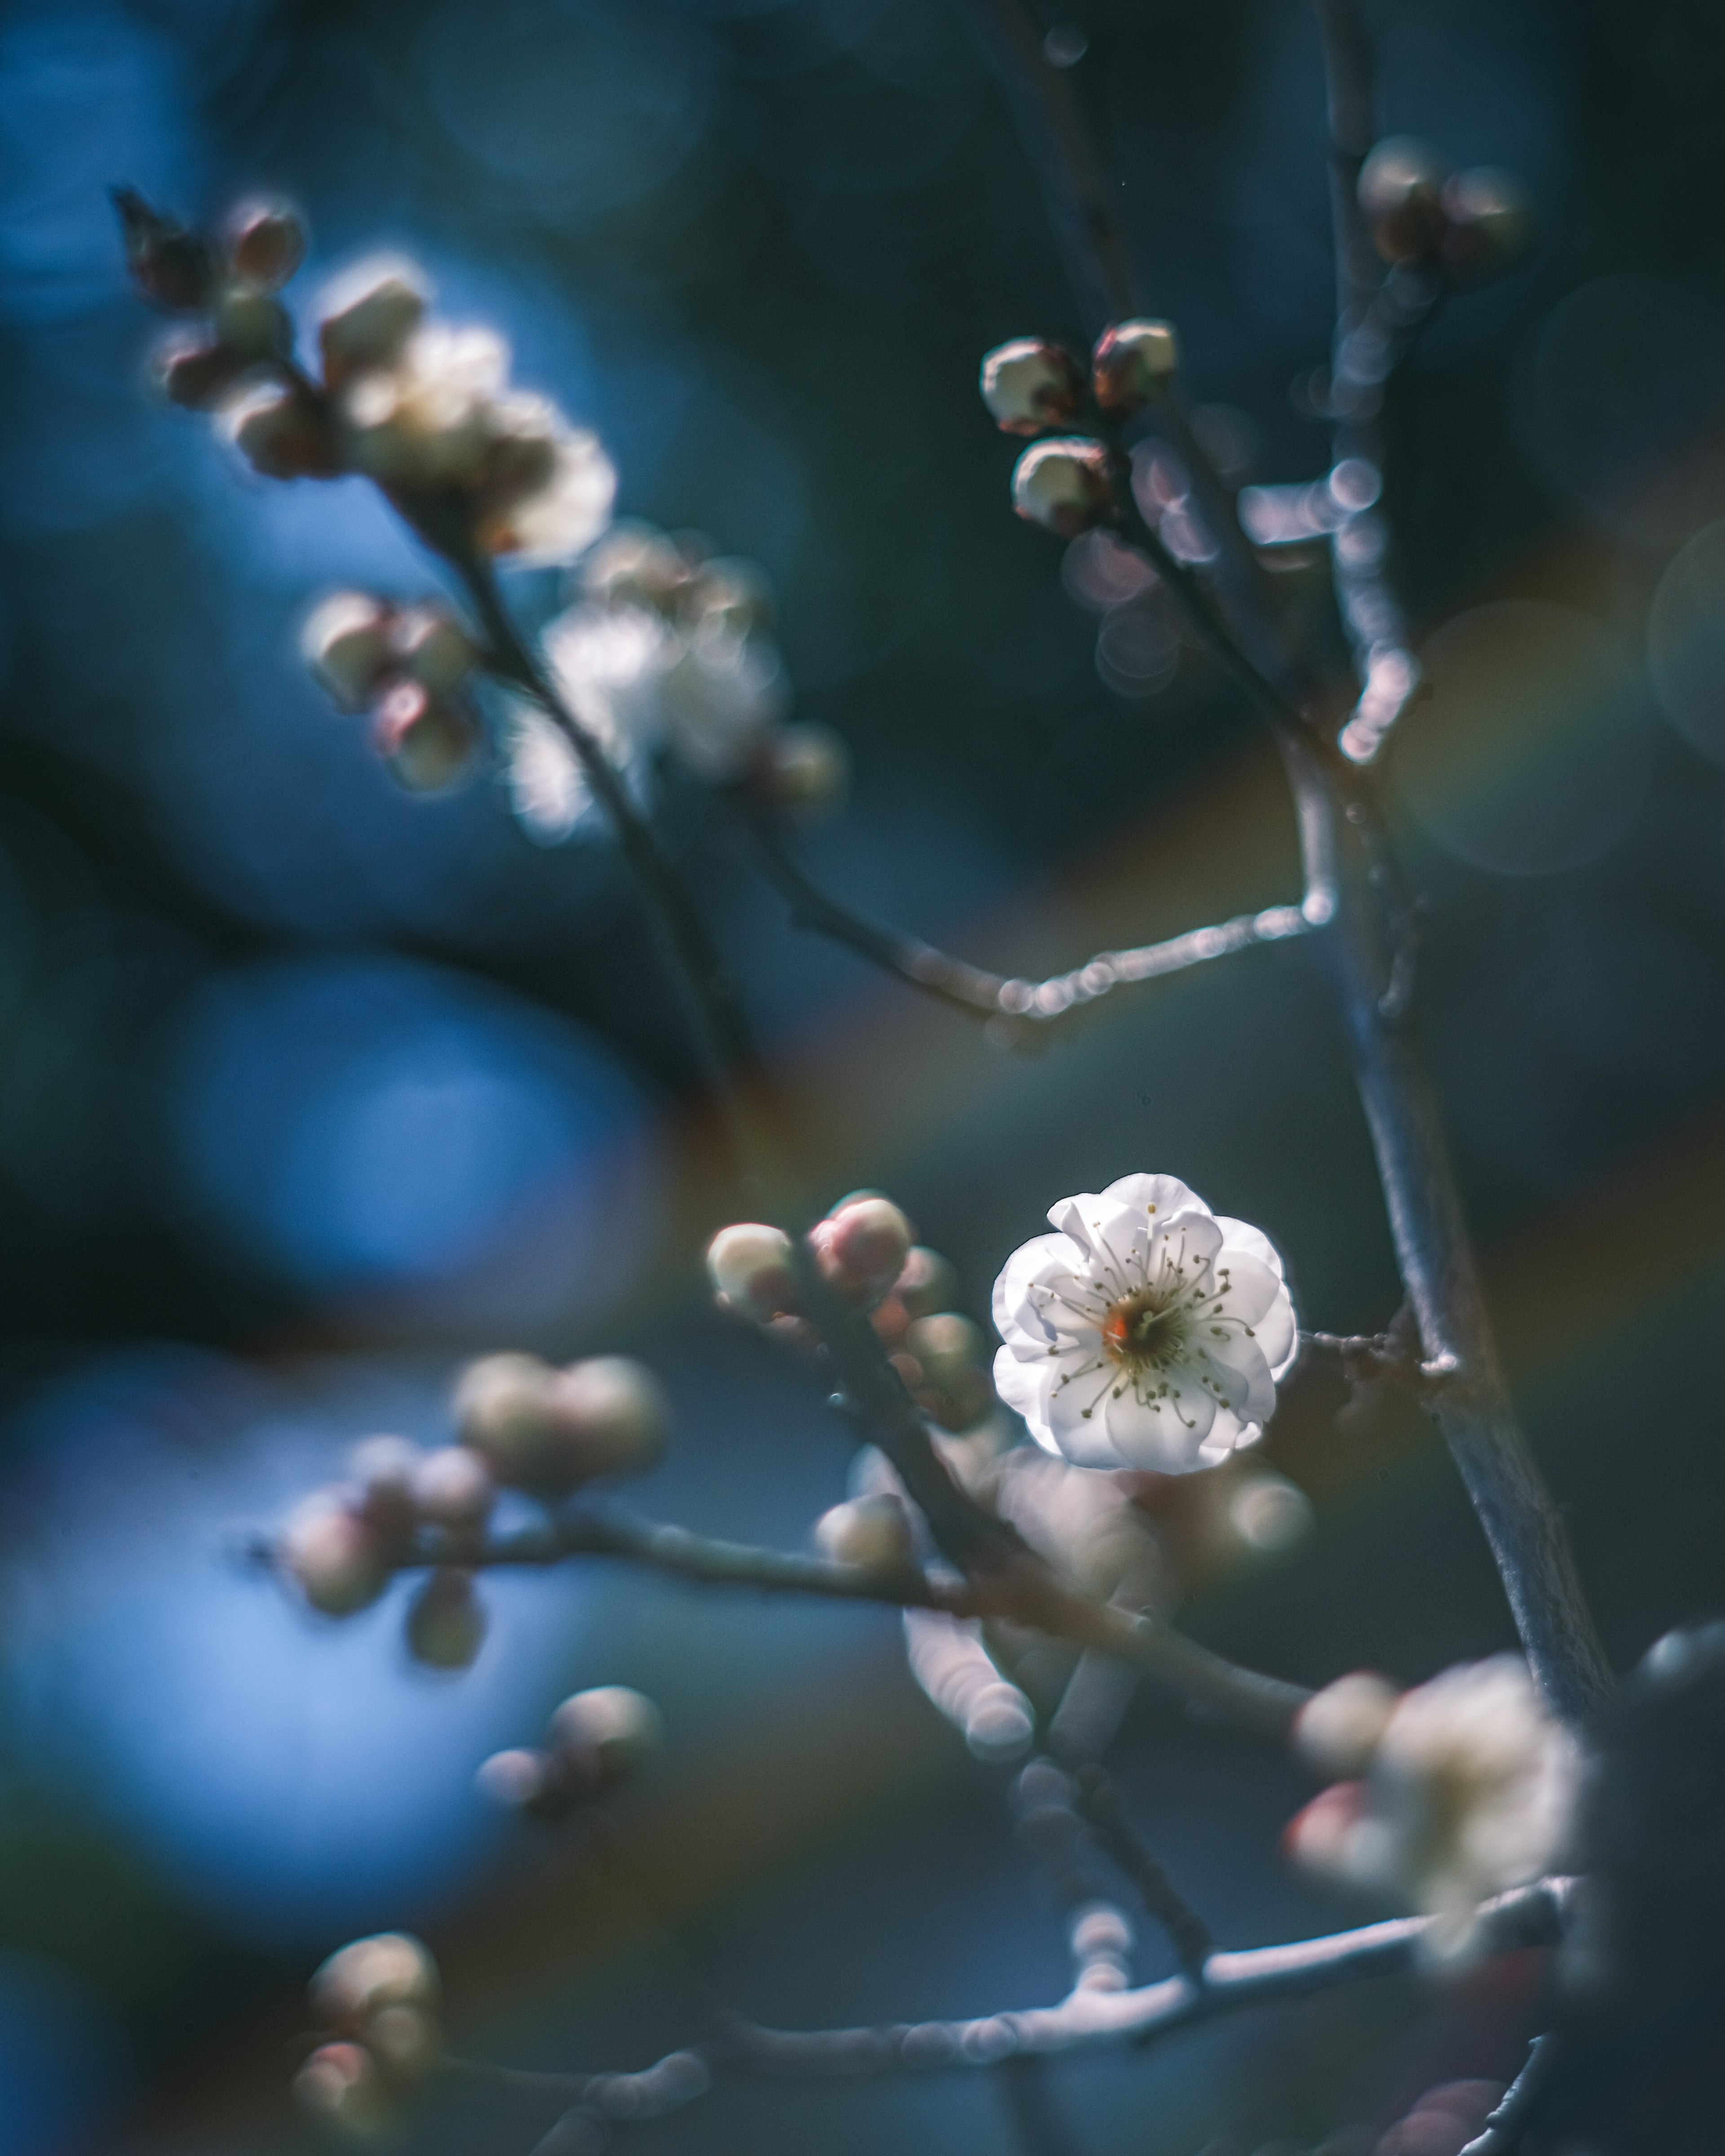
[1,0,1724,2148]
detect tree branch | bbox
[1456,2033,1559,2156]
[448,1878,1572,2131]
[1072,1764,1212,1979]
[748,807,1310,1031]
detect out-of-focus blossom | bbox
[301,590,483,793]
[1357,137,1448,265]
[1438,168,1534,283]
[505,524,790,842]
[813,1493,916,1569]
[454,1351,669,1488]
[979,337,1083,435]
[1092,319,1180,417]
[297,1934,442,2136]
[979,1445,1165,1606]
[1287,1656,1579,1952]
[991,1173,1297,1471]
[1011,438,1113,535]
[903,1608,1035,1762]
[478,1685,663,1820]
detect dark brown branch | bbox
[1073,1765,1212,1979]
[448,1878,1571,2125]
[749,808,1310,1030]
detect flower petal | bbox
[1099,1382,1218,1472]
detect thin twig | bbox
[447,1878,1572,2122]
[1456,2033,1559,2156]
[1072,1764,1212,1980]
[748,808,1311,1030]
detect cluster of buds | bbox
[301,592,482,792]
[1285,1657,1577,1952]
[979,319,1179,539]
[119,194,615,566]
[293,1933,442,2138]
[1356,138,1533,283]
[706,1198,995,1435]
[277,1355,669,1666]
[478,1684,663,1821]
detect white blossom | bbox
[991,1172,1297,1472]
[1288,1656,1579,1953]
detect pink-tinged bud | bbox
[411,1446,495,1537]
[302,592,397,712]
[310,1933,440,2033]
[1438,168,1533,284]
[281,1498,390,1616]
[814,1493,916,1569]
[370,681,478,793]
[225,198,307,292]
[902,1312,983,1383]
[112,187,215,312]
[347,1434,420,1542]
[548,1685,663,1789]
[364,2003,442,2086]
[893,1246,959,1321]
[292,2041,396,2137]
[225,381,344,480]
[1357,137,1448,265]
[153,335,247,411]
[478,1746,549,1813]
[317,257,429,386]
[812,1195,912,1307]
[389,606,480,694]
[706,1221,798,1322]
[1091,319,1180,416]
[1293,1670,1400,1778]
[405,1567,486,1670]
[979,338,1083,436]
[757,725,849,819]
[1282,1778,1368,1876]
[1010,439,1112,536]
[212,286,293,364]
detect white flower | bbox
[504,608,663,842]
[1288,1656,1579,1953]
[991,1172,1297,1471]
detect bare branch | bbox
[448,1879,1572,2130]
[1457,2033,1559,2156]
[748,808,1311,1031]
[1072,1764,1212,1979]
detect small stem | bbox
[1456,2033,1559,2156]
[1072,1765,1212,1980]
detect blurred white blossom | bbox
[504,522,790,844]
[1288,1656,1579,1953]
[991,1173,1297,1471]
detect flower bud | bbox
[893,1246,959,1320]
[757,725,850,819]
[1091,319,1179,416]
[812,1195,912,1307]
[410,1446,495,1537]
[917,1361,994,1433]
[1282,1778,1369,1877]
[1010,439,1112,537]
[348,1434,420,1542]
[452,1353,557,1482]
[389,606,480,694]
[370,681,478,793]
[979,338,1083,436]
[293,2041,396,2138]
[814,1493,916,1569]
[1357,136,1448,265]
[317,257,429,386]
[1228,1470,1314,1554]
[902,1312,984,1383]
[1438,167,1533,284]
[226,198,307,292]
[706,1221,798,1322]
[310,1933,440,2032]
[302,592,397,711]
[153,335,247,411]
[1294,1670,1400,1778]
[476,1745,549,1809]
[281,1498,390,1617]
[225,381,343,480]
[364,2002,442,2085]
[548,1684,663,1790]
[112,187,215,311]
[405,1567,486,1670]
[213,286,294,364]
[540,1357,670,1480]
